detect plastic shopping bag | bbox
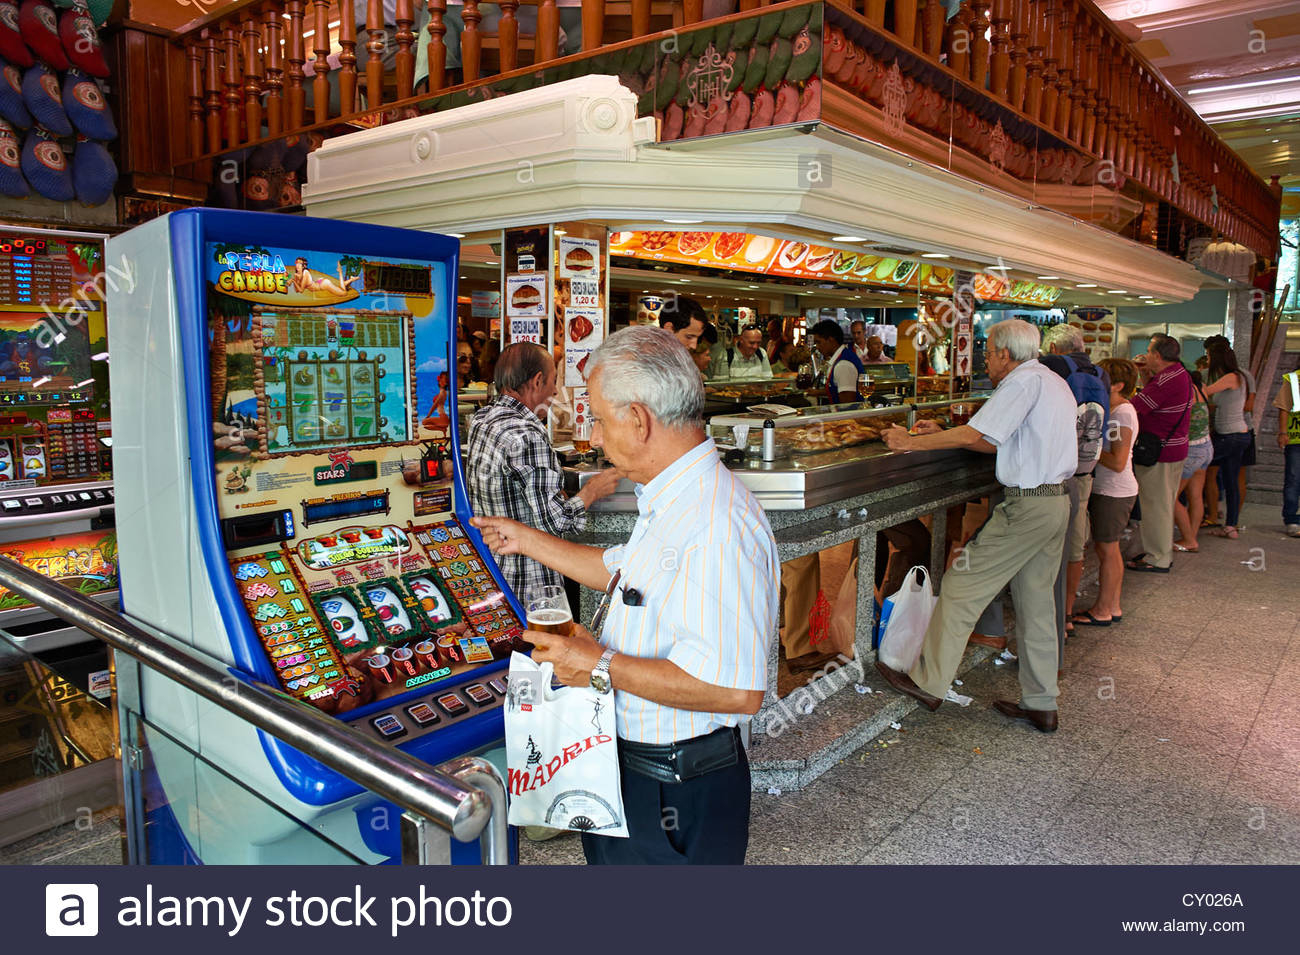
[876,566,937,673]
[504,652,628,837]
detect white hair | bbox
[1041,323,1084,354]
[987,319,1041,362]
[586,326,704,428]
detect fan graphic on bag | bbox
[505,651,629,838]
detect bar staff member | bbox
[877,319,1076,732]
[474,326,779,864]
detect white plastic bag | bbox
[504,652,628,837]
[876,566,937,673]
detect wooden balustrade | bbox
[164,0,1276,253]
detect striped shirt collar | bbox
[635,437,718,518]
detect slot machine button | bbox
[78,492,92,501]
[464,683,494,706]
[23,496,44,510]
[370,713,407,739]
[2,499,21,512]
[404,702,440,727]
[91,490,106,500]
[434,692,468,717]
[487,678,508,696]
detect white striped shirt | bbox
[599,438,779,744]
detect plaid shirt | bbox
[467,394,586,600]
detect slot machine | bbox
[0,227,117,839]
[108,210,526,864]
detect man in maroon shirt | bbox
[1129,334,1193,572]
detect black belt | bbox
[1003,483,1066,497]
[618,726,741,784]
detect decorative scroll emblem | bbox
[882,62,907,133]
[989,120,1009,172]
[686,43,735,123]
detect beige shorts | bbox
[1065,473,1093,562]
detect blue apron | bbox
[827,347,865,403]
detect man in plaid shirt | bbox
[468,343,623,603]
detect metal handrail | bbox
[0,556,508,862]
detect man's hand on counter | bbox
[577,466,626,508]
[528,622,602,687]
[883,422,996,454]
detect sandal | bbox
[1173,543,1199,553]
[1126,559,1170,573]
[1072,611,1112,627]
[1210,526,1239,539]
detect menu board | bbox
[609,231,1062,307]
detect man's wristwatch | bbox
[590,647,616,694]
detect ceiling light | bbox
[921,253,950,259]
[91,351,109,361]
[1188,75,1299,96]
[1139,295,1154,299]
[485,260,498,265]
[663,218,702,224]
[445,232,466,238]
[553,229,567,235]
[1036,275,1060,280]
[988,265,1010,272]
[1076,283,1098,288]
[746,284,760,289]
[831,235,868,242]
[1107,289,1127,294]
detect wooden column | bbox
[631,0,651,37]
[186,39,205,159]
[583,0,605,51]
[223,24,242,147]
[683,0,703,25]
[990,0,1012,100]
[1080,20,1099,151]
[204,30,223,152]
[1039,0,1059,126]
[946,2,973,80]
[498,0,519,73]
[1023,0,1045,118]
[538,0,559,62]
[312,0,332,123]
[242,12,264,142]
[426,0,447,92]
[462,0,481,82]
[338,0,358,113]
[285,1,306,128]
[1068,8,1087,143]
[865,0,887,28]
[395,0,415,98]
[922,0,946,60]
[1095,34,1113,162]
[263,7,284,137]
[1052,0,1072,136]
[971,3,991,88]
[894,0,919,47]
[1008,0,1030,110]
[366,0,385,110]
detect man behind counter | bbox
[473,326,780,864]
[810,319,865,403]
[658,294,706,351]
[466,343,621,601]
[709,324,773,380]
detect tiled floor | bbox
[522,503,1300,865]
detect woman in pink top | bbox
[1074,358,1140,627]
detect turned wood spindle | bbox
[922,0,946,60]
[971,3,991,89]
[631,0,651,38]
[498,0,519,73]
[186,39,205,159]
[583,0,605,51]
[990,1,1013,100]
[203,30,223,153]
[1007,0,1030,111]
[865,1,887,28]
[242,13,264,142]
[1023,0,1045,117]
[394,0,415,98]
[1068,8,1087,143]
[683,0,703,25]
[366,0,385,111]
[1052,0,1072,136]
[223,24,242,147]
[1080,21,1099,151]
[894,0,919,47]
[1039,0,1059,125]
[312,0,332,123]
[946,2,974,79]
[425,1,447,92]
[263,8,284,137]
[461,0,482,82]
[284,1,306,128]
[538,0,559,63]
[337,0,357,114]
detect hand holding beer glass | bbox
[525,585,573,638]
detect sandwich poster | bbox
[506,274,546,318]
[559,236,601,279]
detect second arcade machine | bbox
[109,209,525,863]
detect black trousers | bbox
[581,739,751,865]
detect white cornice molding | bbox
[1096,0,1296,33]
[305,76,1203,303]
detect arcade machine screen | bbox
[0,228,115,613]
[207,243,523,737]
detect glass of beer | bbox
[573,414,592,456]
[857,373,873,400]
[526,585,573,637]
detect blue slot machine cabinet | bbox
[107,209,524,864]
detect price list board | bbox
[0,233,92,308]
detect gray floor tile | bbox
[859,813,1039,865]
[747,787,912,865]
[1195,802,1300,864]
[829,738,970,811]
[1048,790,1208,864]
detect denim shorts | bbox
[1182,439,1213,479]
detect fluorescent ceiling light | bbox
[664,218,702,224]
[1076,283,1098,288]
[445,232,466,238]
[1107,289,1127,294]
[988,265,1010,271]
[831,235,868,242]
[1188,75,1300,96]
[1139,295,1154,299]
[746,285,760,289]
[553,229,567,235]
[1036,275,1060,280]
[921,253,949,259]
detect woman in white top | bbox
[1074,358,1140,627]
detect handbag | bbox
[876,566,937,674]
[1133,400,1189,469]
[504,652,628,837]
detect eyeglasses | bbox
[457,356,471,363]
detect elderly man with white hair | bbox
[473,325,780,863]
[877,319,1077,732]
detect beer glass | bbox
[526,585,573,636]
[573,414,593,455]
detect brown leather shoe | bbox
[874,660,941,711]
[993,700,1058,733]
[968,631,1007,650]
